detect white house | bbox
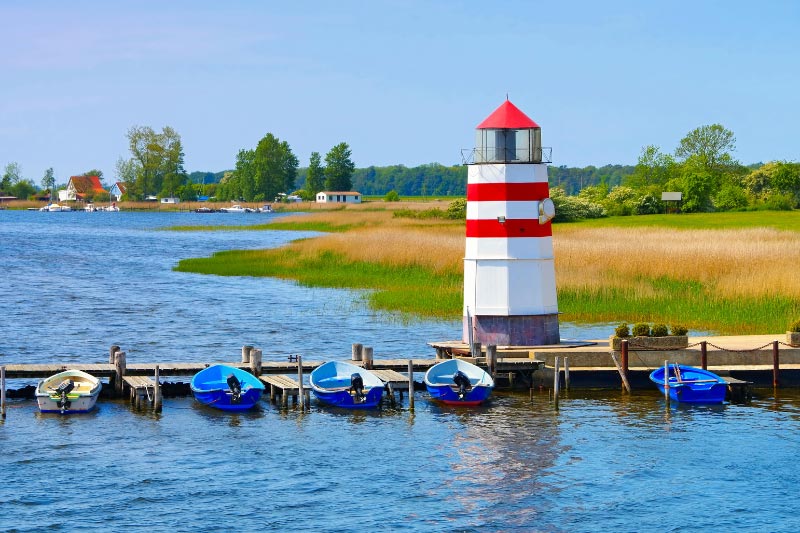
[160,197,180,204]
[316,191,362,204]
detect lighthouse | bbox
[463,99,560,346]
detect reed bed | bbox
[175,210,800,333]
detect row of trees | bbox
[115,126,193,201]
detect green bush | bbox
[670,324,689,336]
[550,187,606,222]
[651,323,669,337]
[789,319,800,333]
[384,190,400,202]
[614,323,630,338]
[446,198,467,219]
[631,322,651,337]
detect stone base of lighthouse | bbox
[463,314,560,347]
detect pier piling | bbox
[351,343,363,362]
[154,365,162,413]
[241,345,253,364]
[1,366,6,419]
[109,345,120,364]
[553,356,560,409]
[250,348,262,377]
[701,341,708,370]
[363,347,374,370]
[486,345,497,378]
[564,357,570,391]
[773,340,780,388]
[407,359,414,410]
[297,355,305,410]
[114,351,126,397]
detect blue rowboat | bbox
[649,364,727,404]
[191,364,265,410]
[425,359,494,406]
[309,360,384,409]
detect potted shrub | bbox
[610,321,689,350]
[788,319,800,346]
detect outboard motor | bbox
[55,379,75,412]
[452,370,472,400]
[226,374,242,404]
[350,373,365,403]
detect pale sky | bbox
[2,0,798,184]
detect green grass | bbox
[568,210,800,232]
[175,249,462,318]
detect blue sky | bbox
[1,0,798,184]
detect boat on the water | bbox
[219,204,253,213]
[649,364,727,404]
[190,364,265,410]
[425,358,494,406]
[309,360,384,408]
[35,369,102,414]
[39,203,72,212]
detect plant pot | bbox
[610,335,689,351]
[787,331,800,346]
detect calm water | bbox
[1,210,799,532]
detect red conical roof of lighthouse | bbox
[476,99,539,129]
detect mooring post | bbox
[553,356,560,409]
[772,340,780,388]
[297,355,305,410]
[109,345,120,364]
[351,343,363,362]
[154,365,162,413]
[241,345,253,364]
[363,347,374,370]
[407,359,415,410]
[471,341,482,360]
[620,339,629,384]
[114,351,126,397]
[486,344,497,378]
[250,348,262,377]
[1,366,6,419]
[664,360,670,403]
[564,357,570,391]
[701,341,708,370]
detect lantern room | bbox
[473,99,548,164]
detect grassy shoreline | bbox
[173,209,800,335]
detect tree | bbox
[626,145,677,190]
[675,124,737,176]
[2,162,22,191]
[124,125,187,199]
[41,167,55,199]
[253,133,298,202]
[306,152,324,197]
[324,142,355,191]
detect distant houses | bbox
[315,191,362,204]
[109,182,128,201]
[59,175,107,202]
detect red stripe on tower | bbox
[466,219,552,238]
[467,182,550,202]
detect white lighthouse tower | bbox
[463,99,560,346]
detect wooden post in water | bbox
[553,356,560,409]
[620,340,629,384]
[297,355,305,410]
[563,357,570,391]
[363,347,374,370]
[471,341,482,359]
[610,353,631,394]
[701,341,708,370]
[351,343,363,362]
[109,345,120,364]
[154,365,162,413]
[772,340,780,388]
[408,359,415,410]
[241,345,253,364]
[664,360,670,403]
[250,348,262,377]
[486,345,497,378]
[1,366,6,419]
[114,351,126,397]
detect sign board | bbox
[661,192,682,201]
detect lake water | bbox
[1,210,799,532]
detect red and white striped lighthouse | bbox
[463,99,560,346]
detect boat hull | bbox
[191,364,265,411]
[35,370,102,414]
[649,365,727,404]
[310,361,384,409]
[424,359,494,406]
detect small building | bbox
[109,182,128,201]
[59,175,107,202]
[160,197,180,204]
[315,191,362,204]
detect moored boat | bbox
[649,364,727,404]
[425,358,494,406]
[35,369,102,414]
[309,360,384,408]
[190,364,264,410]
[219,204,252,213]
